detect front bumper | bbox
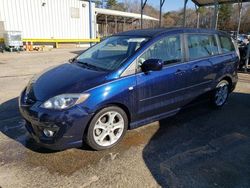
[19,90,93,150]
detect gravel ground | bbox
[0,49,250,188]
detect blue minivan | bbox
[19,28,238,150]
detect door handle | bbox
[192,65,199,71]
[175,69,185,75]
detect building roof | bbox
[114,27,223,38]
[114,28,172,37]
[95,8,158,24]
[192,0,250,6]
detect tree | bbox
[106,0,118,9]
[218,4,233,30]
[93,0,103,8]
[197,7,206,14]
[115,3,127,11]
[241,5,250,33]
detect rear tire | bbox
[211,80,229,108]
[85,106,128,150]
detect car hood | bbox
[26,63,109,101]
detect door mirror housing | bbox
[141,59,163,73]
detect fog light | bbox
[43,129,55,137]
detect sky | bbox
[115,0,196,13]
[148,0,195,12]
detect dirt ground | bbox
[0,49,250,188]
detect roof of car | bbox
[114,27,227,38]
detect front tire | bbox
[85,106,128,150]
[211,80,230,108]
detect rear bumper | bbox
[19,91,93,150]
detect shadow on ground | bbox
[1,92,250,184]
[0,97,152,175]
[0,97,60,153]
[0,98,144,175]
[238,68,250,74]
[0,97,134,154]
[70,50,86,55]
[143,92,250,187]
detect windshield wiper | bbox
[76,61,107,71]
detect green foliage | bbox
[218,4,233,30]
[106,0,118,9]
[197,7,205,14]
[115,3,126,11]
[94,0,103,8]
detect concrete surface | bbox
[0,49,250,188]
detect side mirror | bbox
[69,57,76,63]
[141,59,163,73]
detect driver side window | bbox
[138,35,182,68]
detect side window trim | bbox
[180,33,186,64]
[120,59,136,77]
[136,33,184,72]
[215,34,222,54]
[183,33,189,62]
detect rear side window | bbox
[138,35,182,66]
[187,34,219,60]
[219,36,235,53]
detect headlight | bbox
[41,93,89,110]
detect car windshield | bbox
[76,36,149,71]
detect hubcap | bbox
[93,111,124,147]
[215,83,228,106]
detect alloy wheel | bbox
[93,111,125,147]
[215,82,229,106]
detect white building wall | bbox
[0,0,96,39]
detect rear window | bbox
[219,36,235,53]
[187,34,219,60]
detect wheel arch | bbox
[83,102,132,138]
[103,102,131,126]
[220,76,233,91]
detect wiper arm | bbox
[81,62,99,69]
[77,62,107,71]
[69,55,79,63]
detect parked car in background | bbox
[19,28,239,151]
[247,32,250,39]
[238,34,248,44]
